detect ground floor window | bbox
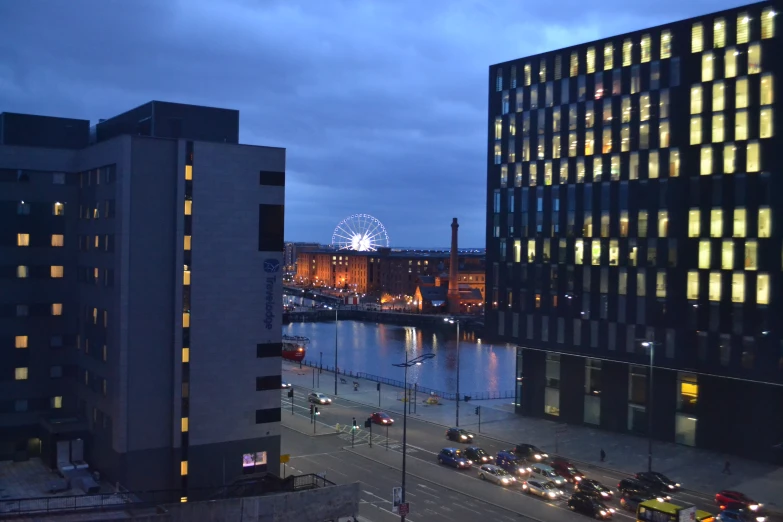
[545,387,560,416]
[675,414,697,447]
[584,394,600,425]
[627,403,646,433]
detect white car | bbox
[478,464,516,486]
[308,392,332,404]
[523,479,564,499]
[530,464,566,486]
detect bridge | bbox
[283,285,342,304]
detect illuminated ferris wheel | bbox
[331,214,390,251]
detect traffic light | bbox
[287,389,294,398]
[352,417,358,430]
[315,407,320,415]
[364,418,371,428]
[475,406,480,415]
[376,383,381,391]
[309,404,314,415]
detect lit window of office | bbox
[712,114,725,143]
[544,161,553,185]
[758,207,771,238]
[661,30,672,58]
[638,210,648,237]
[530,163,538,185]
[52,303,63,316]
[649,151,659,179]
[184,199,192,216]
[760,108,773,138]
[51,234,64,247]
[494,117,502,140]
[620,211,629,236]
[585,131,594,156]
[709,272,721,301]
[711,209,723,237]
[185,165,192,181]
[732,273,745,302]
[688,209,701,237]
[757,274,770,305]
[591,240,601,265]
[53,202,65,215]
[762,8,776,39]
[611,155,620,180]
[702,52,714,82]
[575,239,584,264]
[524,63,531,86]
[539,59,546,82]
[687,271,699,299]
[641,34,651,62]
[737,13,750,44]
[761,73,774,105]
[656,271,667,298]
[746,141,760,172]
[713,82,725,111]
[585,102,595,128]
[691,85,703,114]
[622,96,631,122]
[559,162,568,184]
[183,312,190,328]
[736,110,749,140]
[184,235,192,251]
[553,135,561,159]
[745,241,758,270]
[604,43,614,70]
[16,265,28,278]
[658,210,668,237]
[180,461,188,476]
[690,116,702,144]
[553,57,561,80]
[576,159,585,183]
[660,89,670,117]
[50,266,64,278]
[734,209,747,238]
[724,144,736,173]
[509,114,516,135]
[182,347,190,363]
[669,149,680,177]
[725,48,738,78]
[552,108,561,132]
[15,335,28,349]
[722,240,734,269]
[181,418,189,432]
[593,157,602,181]
[659,121,670,148]
[586,47,595,73]
[748,44,761,74]
[622,39,632,66]
[714,18,726,47]
[640,93,650,121]
[698,240,711,269]
[622,126,631,152]
[569,52,578,77]
[17,233,30,247]
[692,23,704,53]
[51,396,63,409]
[515,164,523,186]
[602,128,613,154]
[15,367,28,380]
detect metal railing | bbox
[292,473,336,491]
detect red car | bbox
[371,412,394,425]
[715,491,762,511]
[550,458,585,483]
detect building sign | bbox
[263,258,281,331]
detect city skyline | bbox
[0,0,753,247]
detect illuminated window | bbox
[587,47,596,73]
[688,209,701,237]
[761,73,774,105]
[584,213,594,236]
[700,146,712,175]
[658,210,668,237]
[544,161,553,185]
[180,461,188,476]
[746,141,760,172]
[692,23,704,52]
[736,77,749,108]
[637,271,646,296]
[711,209,723,237]
[539,59,547,82]
[530,163,538,185]
[51,234,64,247]
[660,89,670,118]
[659,121,670,148]
[509,115,516,135]
[591,240,601,265]
[722,240,734,269]
[185,165,192,181]
[52,303,62,316]
[760,108,773,138]
[698,240,711,269]
[575,239,584,265]
[737,13,750,44]
[702,52,714,82]
[15,335,28,349]
[17,265,28,279]
[593,157,602,181]
[585,131,594,156]
[524,63,531,86]
[609,239,619,265]
[50,266,64,278]
[623,39,632,66]
[712,114,724,143]
[757,274,770,305]
[611,155,620,180]
[758,207,771,238]
[183,312,190,328]
[604,43,614,70]
[687,271,699,300]
[733,209,747,238]
[712,82,725,111]
[725,47,737,78]
[661,30,672,58]
[585,103,595,128]
[621,96,631,123]
[745,241,758,270]
[709,272,721,301]
[735,110,748,140]
[522,138,530,161]
[559,162,568,184]
[181,418,189,432]
[638,210,648,238]
[714,18,726,48]
[602,128,612,154]
[724,143,736,173]
[569,52,578,77]
[17,233,30,246]
[494,144,502,164]
[748,44,761,74]
[639,93,650,121]
[762,8,776,39]
[690,117,702,145]
[53,202,65,215]
[51,396,63,409]
[15,367,28,380]
[669,148,680,177]
[690,85,702,114]
[576,159,585,183]
[182,347,190,363]
[508,139,516,162]
[639,123,649,150]
[184,235,192,251]
[513,239,522,263]
[732,273,745,302]
[494,117,502,140]
[649,151,659,179]
[641,35,651,62]
[552,108,561,133]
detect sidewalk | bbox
[283,361,783,511]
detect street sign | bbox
[280,454,290,464]
[391,487,402,513]
[399,503,409,516]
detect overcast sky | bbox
[0,0,748,247]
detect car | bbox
[530,463,566,486]
[576,478,614,500]
[635,471,681,492]
[619,492,656,512]
[370,412,394,425]
[513,443,549,462]
[281,382,292,389]
[617,478,670,502]
[718,509,767,522]
[523,479,565,499]
[464,447,492,464]
[496,450,532,476]
[478,464,517,486]
[568,491,616,518]
[307,392,332,404]
[437,448,472,469]
[550,458,585,483]
[715,491,762,512]
[445,427,475,443]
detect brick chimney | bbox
[447,218,460,314]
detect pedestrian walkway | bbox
[283,361,783,511]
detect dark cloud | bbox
[0,0,750,247]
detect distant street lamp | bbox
[444,317,461,427]
[334,306,339,396]
[393,352,435,522]
[640,339,661,472]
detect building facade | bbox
[0,101,285,493]
[486,2,783,463]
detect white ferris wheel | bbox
[331,214,390,251]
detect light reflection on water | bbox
[283,320,515,395]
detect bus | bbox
[637,500,715,522]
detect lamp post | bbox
[393,352,435,522]
[334,306,338,396]
[444,317,461,427]
[641,340,659,472]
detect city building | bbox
[486,2,783,463]
[1,101,285,493]
[283,241,322,273]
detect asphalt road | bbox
[282,389,733,521]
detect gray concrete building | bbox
[0,101,285,496]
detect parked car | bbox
[307,392,332,404]
[718,509,767,522]
[523,479,565,499]
[437,448,472,469]
[478,464,516,486]
[617,478,670,502]
[619,492,655,512]
[496,450,532,476]
[635,471,681,492]
[464,447,492,464]
[715,491,762,512]
[513,443,549,462]
[530,463,566,486]
[568,492,615,518]
[550,458,585,483]
[370,412,394,425]
[576,478,614,500]
[445,427,475,443]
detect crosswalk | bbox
[335,426,420,454]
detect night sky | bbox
[0,0,749,247]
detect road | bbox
[282,389,732,522]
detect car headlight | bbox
[600,511,608,516]
[527,467,532,472]
[675,483,680,487]
[668,484,675,489]
[601,492,609,497]
[461,435,467,439]
[656,497,665,502]
[468,460,473,465]
[575,476,582,481]
[609,508,616,513]
[534,454,541,459]
[501,479,509,484]
[548,492,557,498]
[749,505,760,511]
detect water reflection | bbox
[284,321,515,395]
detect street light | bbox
[334,306,339,396]
[640,339,660,472]
[444,317,461,427]
[393,352,435,522]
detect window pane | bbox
[745,240,758,270]
[641,35,651,63]
[746,141,760,172]
[732,273,745,302]
[712,114,724,143]
[737,12,750,44]
[661,30,672,58]
[725,47,737,78]
[736,78,749,108]
[702,52,714,82]
[711,209,723,237]
[733,208,747,238]
[649,151,659,179]
[687,271,699,300]
[604,43,614,70]
[761,73,774,105]
[570,52,578,77]
[698,240,711,269]
[748,44,761,74]
[714,18,726,48]
[760,108,773,138]
[758,207,771,238]
[660,121,670,148]
[669,148,680,177]
[660,89,670,118]
[690,85,702,114]
[757,274,770,305]
[639,123,649,149]
[623,39,632,66]
[690,116,702,144]
[692,23,704,53]
[709,272,721,301]
[724,143,736,173]
[722,240,734,269]
[762,8,776,39]
[587,47,596,73]
[688,209,700,237]
[735,110,748,141]
[713,81,725,111]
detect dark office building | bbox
[0,101,285,494]
[486,2,783,463]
